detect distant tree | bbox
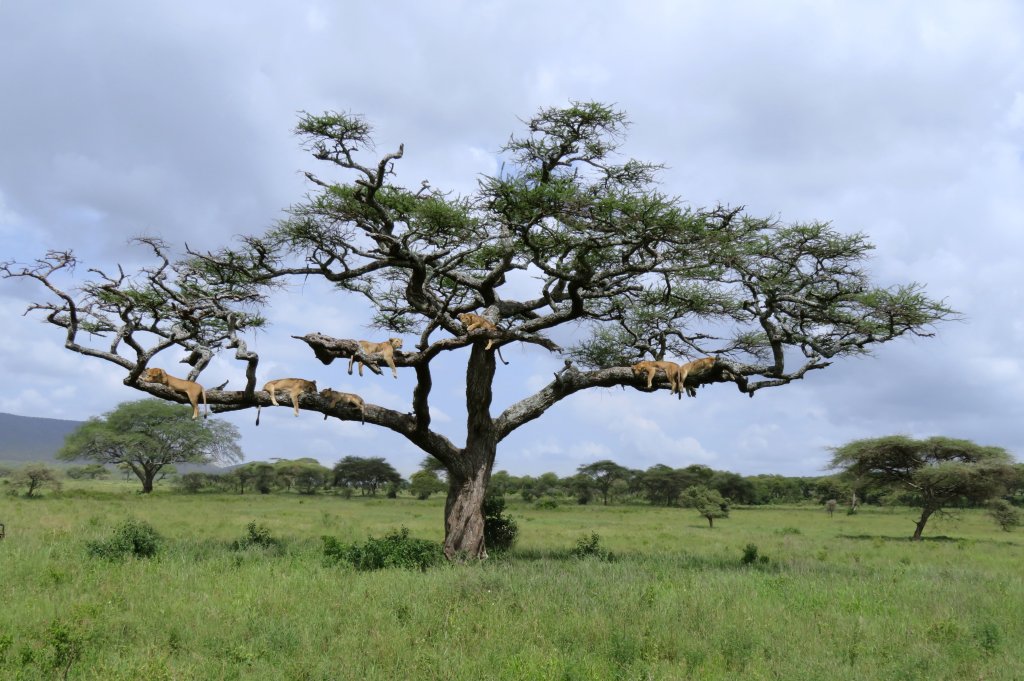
[332,456,402,496]
[709,470,755,505]
[681,485,730,527]
[230,462,277,494]
[1005,464,1024,506]
[830,435,1016,540]
[156,464,177,482]
[292,461,331,494]
[677,464,715,489]
[10,464,62,497]
[175,471,213,493]
[563,473,595,504]
[58,399,242,493]
[537,472,562,497]
[638,464,689,506]
[410,470,446,500]
[65,464,110,480]
[489,470,514,497]
[418,456,448,481]
[117,462,133,482]
[248,462,278,494]
[271,458,320,491]
[518,475,539,502]
[748,474,805,504]
[577,460,630,505]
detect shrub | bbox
[571,532,614,561]
[232,521,280,550]
[322,527,442,571]
[86,519,162,560]
[740,542,769,566]
[534,498,559,510]
[483,494,518,553]
[44,619,84,680]
[175,472,212,493]
[988,499,1021,532]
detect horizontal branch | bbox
[127,378,459,460]
[494,358,751,440]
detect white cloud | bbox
[3,0,1024,477]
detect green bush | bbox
[231,521,280,550]
[322,527,442,571]
[44,619,84,679]
[534,498,559,510]
[988,499,1021,531]
[570,532,614,561]
[86,519,162,560]
[740,542,769,566]
[483,494,518,553]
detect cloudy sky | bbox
[2,1,1023,479]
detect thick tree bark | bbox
[442,343,497,560]
[912,507,935,541]
[443,461,493,560]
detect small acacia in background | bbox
[8,464,62,498]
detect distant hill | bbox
[0,411,239,473]
[0,412,83,464]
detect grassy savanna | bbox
[1,481,1022,680]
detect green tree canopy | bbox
[332,456,403,496]
[4,102,956,559]
[58,399,242,493]
[10,464,62,498]
[681,485,730,527]
[577,459,631,505]
[409,469,446,500]
[232,461,278,494]
[830,435,1016,540]
[638,464,690,506]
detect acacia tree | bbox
[410,469,447,500]
[2,102,954,559]
[830,435,1016,540]
[332,456,403,496]
[681,485,730,528]
[58,399,242,493]
[10,464,62,498]
[577,459,630,505]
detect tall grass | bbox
[1,481,1022,679]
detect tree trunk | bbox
[141,473,154,493]
[443,461,493,560]
[912,507,934,541]
[442,342,497,561]
[707,516,713,528]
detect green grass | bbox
[1,481,1023,679]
